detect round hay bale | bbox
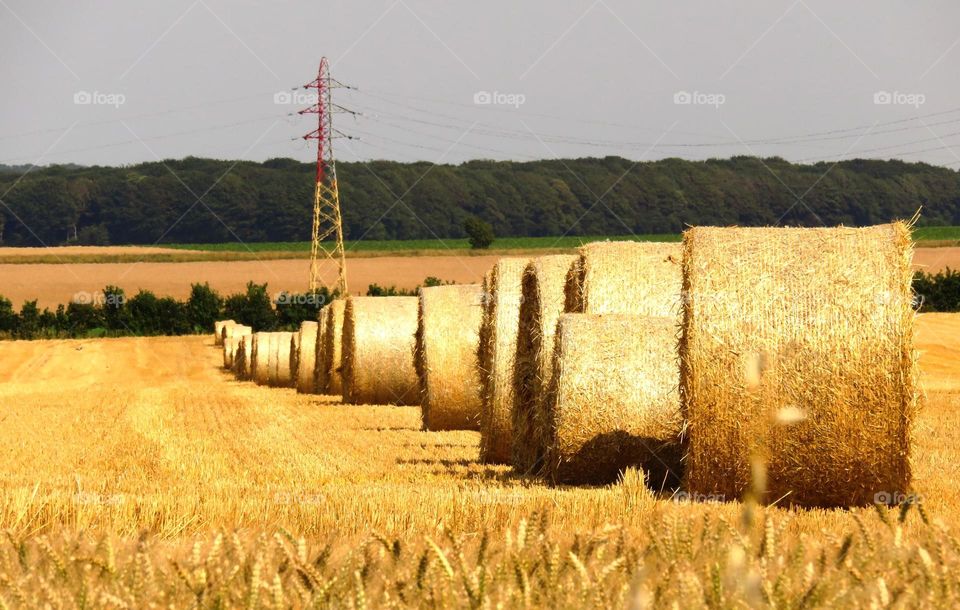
[542,314,682,485]
[214,319,235,346]
[290,331,301,381]
[322,300,347,396]
[415,284,485,430]
[565,241,682,316]
[342,296,419,405]
[512,255,578,473]
[296,321,319,394]
[236,334,253,380]
[257,333,278,386]
[680,223,918,507]
[314,306,330,393]
[223,336,240,369]
[272,331,295,387]
[478,258,529,464]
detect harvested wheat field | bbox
[0,314,958,606]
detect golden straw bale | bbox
[415,284,484,430]
[262,333,281,386]
[565,241,682,316]
[478,258,529,463]
[250,333,264,384]
[322,300,347,396]
[541,314,682,485]
[314,305,330,393]
[289,331,301,383]
[296,321,319,394]
[222,336,240,369]
[214,320,235,346]
[512,255,578,472]
[342,297,420,405]
[680,223,918,507]
[235,334,253,380]
[272,331,295,387]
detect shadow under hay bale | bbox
[512,255,578,474]
[415,284,485,431]
[478,258,529,464]
[342,296,419,405]
[296,321,319,394]
[680,223,919,508]
[541,314,682,486]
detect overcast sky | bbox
[1,0,959,168]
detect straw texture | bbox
[342,296,420,405]
[512,255,578,473]
[314,305,330,393]
[253,333,273,385]
[542,314,681,485]
[236,334,253,380]
[680,223,918,507]
[565,241,682,316]
[214,320,234,346]
[222,336,240,369]
[273,331,294,387]
[322,300,347,396]
[296,321,319,394]
[289,331,301,384]
[478,258,529,463]
[415,284,484,430]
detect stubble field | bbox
[0,314,956,606]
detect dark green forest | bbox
[0,156,958,245]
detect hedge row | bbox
[0,271,955,341]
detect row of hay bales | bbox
[214,222,917,507]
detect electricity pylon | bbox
[299,57,348,295]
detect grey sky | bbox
[1,0,959,168]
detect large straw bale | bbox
[235,334,253,380]
[565,241,682,316]
[223,336,240,369]
[260,333,275,385]
[214,320,235,346]
[272,331,294,387]
[263,333,281,386]
[314,306,330,393]
[478,258,529,463]
[542,314,682,485]
[512,255,578,473]
[342,297,419,405]
[296,321,319,394]
[251,333,266,384]
[321,300,347,396]
[290,331,301,382]
[415,284,484,430]
[680,223,918,507]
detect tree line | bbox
[0,271,956,340]
[0,156,958,245]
